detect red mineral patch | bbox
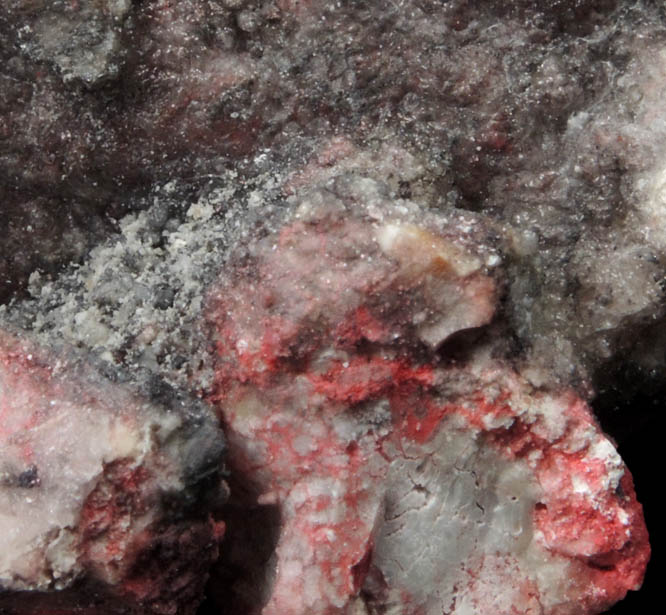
[206,202,649,614]
[0,330,226,615]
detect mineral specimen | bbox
[206,194,649,614]
[2,0,666,387]
[0,330,226,615]
[1,0,663,613]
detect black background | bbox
[596,375,663,614]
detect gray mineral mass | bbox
[0,1,662,614]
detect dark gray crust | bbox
[2,1,666,388]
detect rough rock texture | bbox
[13,0,132,87]
[206,198,649,615]
[2,0,666,388]
[0,330,226,615]
[0,144,654,614]
[1,0,664,613]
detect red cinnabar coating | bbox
[207,197,649,615]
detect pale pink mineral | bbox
[0,331,226,615]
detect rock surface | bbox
[1,0,664,613]
[206,198,649,615]
[0,330,226,615]
[1,144,654,614]
[2,0,666,388]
